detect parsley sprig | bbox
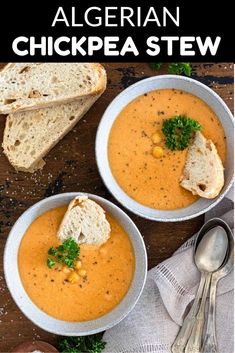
[168,63,192,76]
[150,62,192,76]
[47,237,80,269]
[58,334,106,353]
[162,116,201,151]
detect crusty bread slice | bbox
[180,131,224,199]
[27,159,46,173]
[0,63,106,114]
[57,196,111,245]
[2,94,101,172]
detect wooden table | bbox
[0,62,233,352]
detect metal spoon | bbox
[202,219,234,353]
[185,224,228,353]
[171,219,228,353]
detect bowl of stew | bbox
[96,75,234,221]
[4,192,147,335]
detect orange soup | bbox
[108,89,226,210]
[18,206,135,322]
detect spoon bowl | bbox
[211,218,234,278]
[195,225,228,273]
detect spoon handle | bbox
[202,276,218,353]
[171,274,206,353]
[185,274,211,353]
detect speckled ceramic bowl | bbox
[4,192,147,336]
[96,75,234,221]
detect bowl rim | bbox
[4,192,147,336]
[95,74,234,222]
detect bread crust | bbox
[0,63,107,114]
[2,95,101,172]
[57,196,111,245]
[180,132,224,199]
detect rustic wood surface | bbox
[0,62,233,352]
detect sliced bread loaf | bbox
[180,131,224,199]
[0,63,106,114]
[2,94,100,172]
[57,196,111,245]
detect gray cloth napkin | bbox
[103,196,234,353]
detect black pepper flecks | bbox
[141,130,148,138]
[116,67,149,89]
[44,172,67,197]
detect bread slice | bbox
[0,63,106,114]
[2,94,101,172]
[180,131,224,199]
[57,196,111,245]
[28,159,46,173]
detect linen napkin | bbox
[103,195,234,353]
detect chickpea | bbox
[152,146,164,159]
[78,269,87,278]
[67,271,79,284]
[62,266,70,274]
[151,132,162,144]
[75,260,82,270]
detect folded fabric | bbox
[103,196,234,353]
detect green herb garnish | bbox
[168,63,192,76]
[162,116,201,151]
[47,258,56,268]
[58,334,106,353]
[150,62,163,70]
[47,237,80,269]
[150,62,192,76]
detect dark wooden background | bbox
[0,63,233,352]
